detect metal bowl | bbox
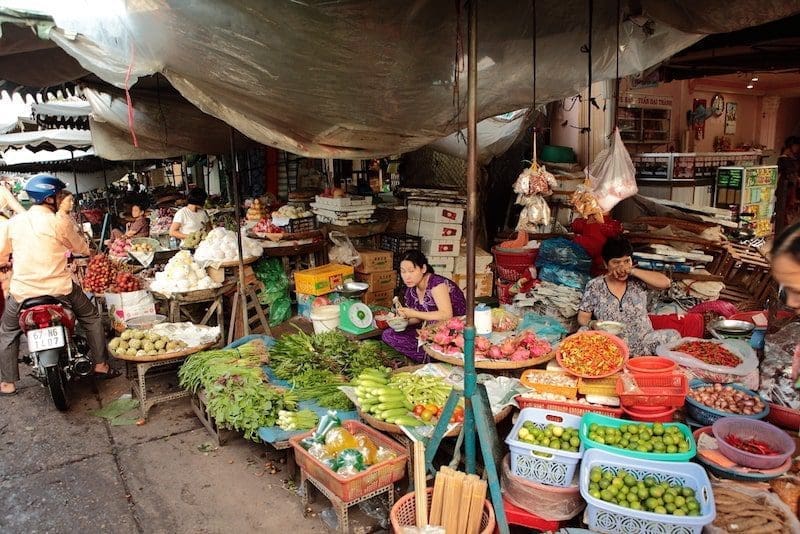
[337,281,369,298]
[592,320,625,335]
[708,319,755,335]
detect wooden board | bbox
[423,344,554,370]
[111,339,218,362]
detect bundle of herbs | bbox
[178,339,293,441]
[290,369,353,411]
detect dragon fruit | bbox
[499,339,516,357]
[433,332,452,346]
[453,334,465,349]
[446,317,465,331]
[488,346,503,359]
[510,348,531,361]
[475,336,491,352]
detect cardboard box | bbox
[421,238,461,257]
[363,289,394,308]
[454,247,492,275]
[408,203,465,224]
[296,292,342,319]
[356,248,393,273]
[428,256,455,273]
[453,272,494,298]
[294,264,355,296]
[355,270,397,292]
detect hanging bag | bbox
[584,127,638,212]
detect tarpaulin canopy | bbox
[0,146,93,166]
[0,128,91,152]
[4,1,800,158]
[31,99,90,118]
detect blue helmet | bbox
[25,174,67,204]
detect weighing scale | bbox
[337,282,374,335]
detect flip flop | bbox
[94,367,122,380]
[0,389,17,396]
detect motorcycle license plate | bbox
[29,327,66,352]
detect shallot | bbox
[687,384,766,415]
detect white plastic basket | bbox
[579,449,716,534]
[505,407,584,487]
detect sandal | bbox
[94,367,122,380]
[0,389,17,396]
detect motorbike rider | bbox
[0,175,119,396]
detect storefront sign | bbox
[620,93,673,109]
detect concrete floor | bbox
[0,318,389,534]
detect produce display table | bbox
[114,340,218,419]
[260,239,327,276]
[151,283,234,341]
[422,344,554,372]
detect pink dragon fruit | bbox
[499,339,517,357]
[418,328,431,342]
[528,339,552,357]
[509,348,531,361]
[488,345,503,359]
[475,336,491,352]
[446,317,465,331]
[444,345,461,355]
[433,332,452,346]
[453,334,465,349]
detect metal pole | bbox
[463,0,478,476]
[70,149,83,227]
[229,127,249,337]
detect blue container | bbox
[684,379,769,426]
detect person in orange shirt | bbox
[0,175,118,396]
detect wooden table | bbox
[151,283,235,340]
[260,239,327,275]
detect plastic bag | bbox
[500,454,585,521]
[656,337,759,377]
[300,410,341,449]
[535,237,591,272]
[328,231,361,266]
[538,264,591,290]
[584,127,638,212]
[333,448,366,476]
[517,313,568,343]
[253,257,292,326]
[705,479,800,534]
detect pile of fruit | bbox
[687,383,766,415]
[108,238,132,258]
[181,229,207,249]
[246,198,268,221]
[558,332,625,376]
[83,254,121,293]
[587,467,702,516]
[131,241,155,253]
[273,205,313,219]
[252,217,284,235]
[586,422,691,455]
[108,328,188,358]
[107,271,142,293]
[673,341,741,367]
[419,317,551,361]
[352,368,420,427]
[517,421,581,452]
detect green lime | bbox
[667,445,678,453]
[673,509,686,516]
[654,506,667,515]
[630,501,643,511]
[649,486,664,498]
[644,476,656,488]
[590,489,601,499]
[663,493,675,504]
[637,488,649,500]
[665,503,676,513]
[601,489,613,501]
[645,497,658,510]
[603,471,613,481]
[590,469,602,483]
[599,479,611,490]
[626,492,638,503]
[624,475,637,487]
[674,496,686,507]
[681,487,695,498]
[570,436,581,448]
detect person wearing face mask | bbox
[381,250,466,362]
[577,237,679,355]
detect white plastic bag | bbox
[656,337,758,377]
[328,231,362,266]
[584,127,638,212]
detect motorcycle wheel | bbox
[44,365,69,411]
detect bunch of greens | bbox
[179,340,295,441]
[290,369,354,411]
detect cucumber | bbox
[354,379,387,389]
[393,415,424,427]
[378,393,407,403]
[359,369,389,379]
[380,408,409,419]
[374,401,407,412]
[357,374,388,383]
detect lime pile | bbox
[517,422,581,452]
[586,422,691,454]
[587,467,701,516]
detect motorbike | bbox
[18,296,93,411]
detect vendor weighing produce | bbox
[577,237,679,355]
[169,188,209,246]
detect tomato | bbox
[454,413,465,423]
[425,404,438,413]
[413,405,425,416]
[435,407,443,417]
[420,409,434,422]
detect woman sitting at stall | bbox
[110,200,150,242]
[577,237,680,355]
[169,188,209,246]
[382,250,466,362]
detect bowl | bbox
[708,319,755,335]
[124,314,167,330]
[337,281,369,298]
[766,402,800,431]
[624,356,677,374]
[712,417,796,469]
[592,321,625,335]
[387,317,408,332]
[374,312,395,330]
[684,380,770,426]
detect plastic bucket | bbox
[310,305,340,333]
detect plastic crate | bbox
[289,420,408,502]
[379,233,421,268]
[286,215,318,233]
[615,373,688,408]
[578,375,619,397]
[579,449,716,534]
[579,412,697,462]
[515,395,623,418]
[520,370,578,399]
[505,408,584,487]
[684,380,769,426]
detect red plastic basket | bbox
[615,372,688,408]
[515,395,623,418]
[624,356,677,375]
[390,487,495,534]
[622,405,677,423]
[767,403,800,431]
[289,420,408,502]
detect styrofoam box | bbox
[406,218,421,236]
[407,203,465,224]
[428,256,455,272]
[437,270,454,281]
[411,220,463,240]
[454,247,492,275]
[421,238,460,257]
[314,195,373,208]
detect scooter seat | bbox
[20,296,63,310]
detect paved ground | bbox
[0,319,389,534]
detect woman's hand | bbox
[397,306,416,320]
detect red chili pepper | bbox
[675,341,741,367]
[724,434,779,455]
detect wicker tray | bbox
[150,282,235,302]
[320,216,389,238]
[359,404,513,438]
[247,229,322,242]
[210,255,260,268]
[423,344,554,370]
[111,339,218,362]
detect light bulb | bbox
[751,76,759,81]
[746,83,754,89]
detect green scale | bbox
[337,282,374,335]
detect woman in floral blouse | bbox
[577,237,680,355]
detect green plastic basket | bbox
[579,412,696,462]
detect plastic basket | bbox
[684,380,769,426]
[624,356,677,375]
[556,331,629,378]
[615,372,688,408]
[496,263,529,282]
[520,370,578,399]
[578,375,619,397]
[379,233,421,268]
[505,408,584,487]
[390,487,495,534]
[286,215,318,233]
[289,420,408,502]
[579,412,697,462]
[766,402,800,431]
[579,449,716,534]
[712,417,796,469]
[492,245,538,269]
[515,395,623,418]
[622,406,677,423]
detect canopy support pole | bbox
[229,128,249,339]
